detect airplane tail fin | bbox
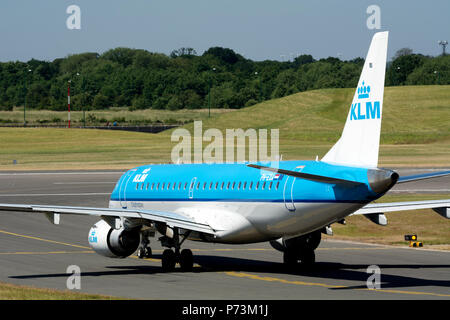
[322,31,389,168]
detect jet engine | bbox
[270,230,321,252]
[88,219,140,258]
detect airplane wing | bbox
[0,203,217,235]
[396,170,450,184]
[350,199,450,225]
[352,199,450,216]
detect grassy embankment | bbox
[0,85,448,170]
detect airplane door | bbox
[188,177,197,199]
[119,169,136,208]
[283,166,304,212]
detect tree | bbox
[170,48,197,58]
[386,54,427,86]
[203,47,242,65]
[393,48,413,60]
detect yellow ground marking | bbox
[224,272,450,298]
[0,250,94,255]
[0,250,93,255]
[2,228,449,297]
[224,271,346,289]
[0,229,90,249]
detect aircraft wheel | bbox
[144,246,152,258]
[137,247,146,259]
[283,250,298,268]
[299,249,315,269]
[162,249,176,272]
[179,249,194,272]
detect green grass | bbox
[0,281,120,300]
[0,85,448,170]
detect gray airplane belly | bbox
[246,201,364,238]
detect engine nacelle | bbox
[88,220,140,258]
[270,230,321,252]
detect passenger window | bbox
[209,182,212,190]
[215,182,218,190]
[255,182,259,190]
[184,182,188,190]
[196,182,200,190]
[141,183,144,190]
[243,182,246,190]
[221,182,224,190]
[249,182,253,190]
[203,182,206,190]
[162,183,165,190]
[269,182,272,190]
[238,182,241,190]
[157,182,160,190]
[151,183,154,190]
[227,182,230,190]
[276,181,279,190]
[136,183,139,190]
[167,183,171,190]
[262,182,266,190]
[232,182,235,190]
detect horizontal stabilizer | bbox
[397,170,450,184]
[247,164,363,186]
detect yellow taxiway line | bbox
[1,228,449,298]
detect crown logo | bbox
[357,81,371,99]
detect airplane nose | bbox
[367,169,399,194]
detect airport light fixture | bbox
[24,68,31,127]
[438,40,448,56]
[68,80,71,128]
[255,72,262,102]
[208,67,216,118]
[434,70,440,85]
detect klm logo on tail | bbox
[350,81,380,120]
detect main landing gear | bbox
[282,230,321,270]
[160,228,194,272]
[136,226,194,272]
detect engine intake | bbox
[88,220,140,258]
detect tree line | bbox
[0,46,448,111]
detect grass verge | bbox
[0,281,121,300]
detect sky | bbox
[0,0,449,62]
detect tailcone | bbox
[367,168,399,194]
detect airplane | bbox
[0,31,449,272]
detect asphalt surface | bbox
[0,169,449,299]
